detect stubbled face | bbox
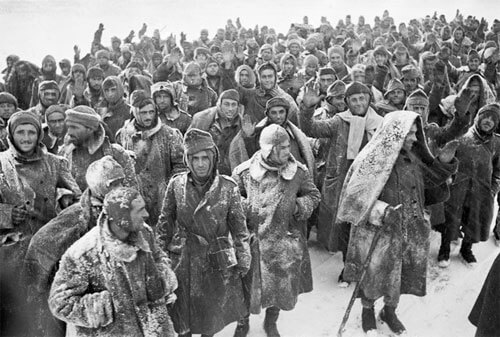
[137,104,156,127]
[403,123,418,152]
[270,139,291,165]
[403,77,418,93]
[40,89,59,107]
[318,74,335,93]
[128,197,148,232]
[190,150,212,178]
[347,93,370,116]
[66,121,93,145]
[387,89,405,105]
[89,77,104,91]
[47,112,66,136]
[407,103,428,121]
[219,99,239,119]
[13,124,38,154]
[268,106,287,125]
[259,69,276,90]
[154,92,172,110]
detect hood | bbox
[235,64,256,89]
[279,53,297,75]
[102,76,125,103]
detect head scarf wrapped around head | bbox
[102,187,141,228]
[86,155,125,200]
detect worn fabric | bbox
[469,252,500,337]
[157,172,251,335]
[444,127,500,243]
[171,78,218,116]
[339,111,457,303]
[98,77,131,137]
[190,106,241,175]
[299,104,375,251]
[49,220,176,337]
[59,126,137,191]
[116,119,185,224]
[232,151,320,313]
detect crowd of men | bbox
[1,8,500,337]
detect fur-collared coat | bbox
[157,172,251,335]
[232,152,320,313]
[116,120,185,225]
[49,221,177,337]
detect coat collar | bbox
[249,150,298,181]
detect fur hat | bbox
[45,104,69,122]
[0,92,18,109]
[87,66,105,79]
[65,105,101,130]
[401,65,421,79]
[265,97,290,114]
[39,80,59,92]
[328,45,345,59]
[384,78,406,98]
[86,155,126,199]
[318,67,336,77]
[184,128,216,155]
[345,81,371,97]
[95,49,111,60]
[219,89,240,103]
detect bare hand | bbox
[454,87,473,117]
[302,80,323,108]
[73,77,86,98]
[438,140,459,163]
[165,293,177,305]
[240,112,256,138]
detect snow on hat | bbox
[401,65,421,79]
[328,45,345,59]
[405,89,429,107]
[304,54,319,68]
[86,155,126,199]
[95,49,110,59]
[66,105,101,130]
[184,128,216,155]
[71,63,86,75]
[8,111,42,142]
[318,66,336,76]
[265,97,290,114]
[384,78,406,98]
[477,103,500,121]
[219,89,240,103]
[259,124,290,159]
[130,90,154,109]
[39,80,59,92]
[87,66,104,79]
[345,81,371,97]
[184,62,202,75]
[0,92,18,108]
[103,186,142,228]
[45,104,69,122]
[326,80,346,98]
[468,49,480,61]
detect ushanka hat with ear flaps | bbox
[183,128,216,155]
[86,155,126,199]
[265,97,290,115]
[259,123,290,159]
[405,89,429,108]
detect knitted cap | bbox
[219,89,240,103]
[0,92,18,108]
[401,65,421,79]
[65,105,101,130]
[259,124,290,159]
[8,111,42,141]
[345,81,371,97]
[39,80,59,92]
[326,80,346,98]
[86,155,126,199]
[87,66,105,79]
[384,78,406,98]
[45,104,69,122]
[71,63,86,75]
[405,89,429,107]
[95,49,110,59]
[265,97,290,113]
[184,128,216,155]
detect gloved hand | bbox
[12,205,29,226]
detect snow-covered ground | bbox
[217,229,500,337]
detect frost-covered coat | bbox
[171,78,218,116]
[444,126,500,243]
[59,125,137,191]
[338,112,457,302]
[49,221,177,337]
[157,172,251,335]
[299,105,374,251]
[116,119,185,224]
[0,145,81,336]
[232,152,320,313]
[24,190,102,337]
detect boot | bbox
[460,240,477,265]
[263,307,280,337]
[437,234,451,268]
[233,316,250,337]
[361,306,377,333]
[379,305,406,335]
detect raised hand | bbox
[240,112,256,138]
[302,80,323,108]
[454,87,473,117]
[438,140,459,163]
